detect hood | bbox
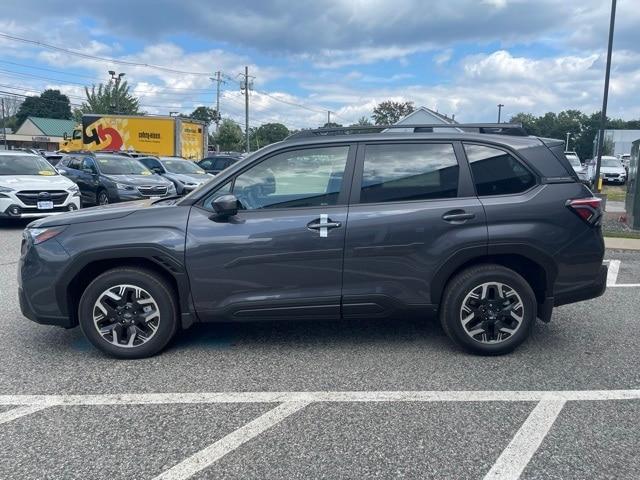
[0,174,75,190]
[28,199,161,228]
[104,174,172,186]
[164,172,211,184]
[600,165,626,174]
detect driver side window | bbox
[230,146,350,210]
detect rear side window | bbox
[68,157,82,170]
[464,144,536,196]
[360,143,459,204]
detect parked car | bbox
[197,154,240,175]
[57,153,176,206]
[564,151,591,186]
[0,150,81,219]
[19,124,606,358]
[599,155,627,184]
[43,153,64,166]
[619,154,631,169]
[138,156,212,195]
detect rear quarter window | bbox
[464,144,536,196]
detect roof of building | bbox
[394,106,458,125]
[25,117,76,137]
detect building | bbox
[388,106,460,132]
[0,116,76,151]
[593,129,640,157]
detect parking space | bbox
[0,223,639,479]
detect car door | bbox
[186,143,356,321]
[341,141,487,316]
[58,156,81,188]
[78,157,100,204]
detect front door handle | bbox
[442,210,476,223]
[307,215,342,237]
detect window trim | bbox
[349,140,463,206]
[198,142,357,212]
[461,141,540,198]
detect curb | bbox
[604,237,640,251]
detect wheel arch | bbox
[60,249,196,329]
[431,244,557,308]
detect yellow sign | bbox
[179,121,205,160]
[82,115,176,156]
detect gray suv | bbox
[19,124,607,358]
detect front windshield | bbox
[602,158,621,168]
[566,155,581,167]
[0,154,58,176]
[161,159,206,174]
[96,156,152,175]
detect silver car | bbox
[138,156,213,195]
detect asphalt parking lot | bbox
[0,220,639,479]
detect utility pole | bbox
[566,132,571,151]
[327,110,331,125]
[240,65,251,153]
[1,98,7,150]
[594,0,617,193]
[497,104,504,123]
[212,71,222,132]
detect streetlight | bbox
[108,71,125,114]
[594,0,617,193]
[497,104,504,123]
[566,132,571,151]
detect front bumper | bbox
[0,195,81,219]
[554,264,607,307]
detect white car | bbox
[0,151,81,219]
[600,155,627,185]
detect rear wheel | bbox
[78,268,178,359]
[440,264,536,355]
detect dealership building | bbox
[0,116,75,151]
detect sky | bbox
[1,0,639,129]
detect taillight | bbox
[566,198,602,225]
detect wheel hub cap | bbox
[92,284,160,348]
[459,282,524,344]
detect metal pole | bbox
[215,71,221,132]
[594,0,617,193]
[327,111,331,125]
[1,98,7,150]
[244,65,250,153]
[497,104,504,123]
[566,132,571,151]
[114,75,121,114]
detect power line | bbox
[0,33,213,77]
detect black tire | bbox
[439,264,536,355]
[97,189,109,206]
[78,268,178,359]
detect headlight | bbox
[116,183,135,190]
[29,226,67,245]
[68,184,80,196]
[0,186,14,193]
[167,183,176,191]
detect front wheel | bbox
[440,264,536,355]
[97,190,109,206]
[78,268,178,359]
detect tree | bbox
[1,96,22,132]
[78,81,141,116]
[353,116,372,126]
[16,89,72,125]
[372,101,415,125]
[250,122,289,149]
[214,119,244,152]
[188,106,219,125]
[322,122,343,128]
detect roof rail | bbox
[285,123,527,140]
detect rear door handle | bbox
[442,210,476,223]
[307,215,342,237]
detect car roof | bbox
[0,150,42,157]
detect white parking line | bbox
[605,259,640,288]
[0,389,638,406]
[152,402,310,480]
[483,399,565,480]
[0,405,50,425]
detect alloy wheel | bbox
[98,192,109,205]
[92,284,160,348]
[459,282,524,344]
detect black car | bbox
[19,123,606,359]
[198,154,240,175]
[57,153,176,206]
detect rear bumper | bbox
[554,264,607,307]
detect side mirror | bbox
[63,132,68,141]
[151,167,163,174]
[212,194,238,218]
[83,168,95,175]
